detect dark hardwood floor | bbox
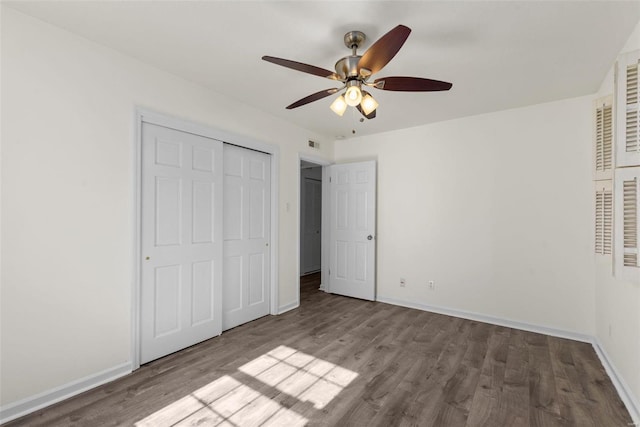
[5,274,631,426]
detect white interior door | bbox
[140,122,223,364]
[223,145,271,331]
[328,161,376,300]
[302,178,322,274]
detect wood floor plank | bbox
[465,326,510,427]
[5,275,632,427]
[525,332,564,426]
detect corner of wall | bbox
[592,338,640,424]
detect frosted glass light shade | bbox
[360,93,379,115]
[330,95,348,116]
[344,86,362,107]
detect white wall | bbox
[594,21,640,414]
[0,7,331,406]
[334,96,596,336]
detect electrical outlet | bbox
[400,278,406,287]
[428,280,435,290]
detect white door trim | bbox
[132,107,280,370]
[296,154,332,308]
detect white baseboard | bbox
[318,283,327,292]
[376,295,639,423]
[278,301,299,314]
[0,362,132,425]
[592,338,640,424]
[376,295,592,342]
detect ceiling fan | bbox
[262,25,453,119]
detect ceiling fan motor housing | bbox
[335,55,361,79]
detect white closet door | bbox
[223,145,271,331]
[302,178,322,274]
[328,161,376,301]
[140,123,223,364]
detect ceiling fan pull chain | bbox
[351,107,358,134]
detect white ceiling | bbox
[6,1,640,140]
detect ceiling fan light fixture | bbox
[330,95,348,116]
[263,25,452,119]
[360,93,379,115]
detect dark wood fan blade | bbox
[286,88,339,109]
[262,56,341,81]
[373,76,453,92]
[356,104,376,119]
[358,25,411,75]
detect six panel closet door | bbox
[222,144,271,331]
[140,123,224,364]
[140,123,271,364]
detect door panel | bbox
[223,145,271,331]
[155,177,181,246]
[224,176,243,240]
[141,122,223,364]
[191,260,214,326]
[355,243,367,281]
[192,181,214,243]
[249,181,266,238]
[153,264,181,337]
[328,161,376,301]
[249,253,265,304]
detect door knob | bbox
[367,235,373,240]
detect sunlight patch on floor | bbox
[135,345,357,426]
[239,345,358,410]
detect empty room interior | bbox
[2,1,640,426]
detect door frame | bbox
[297,154,332,306]
[132,108,280,370]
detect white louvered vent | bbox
[615,167,640,281]
[595,185,613,255]
[629,62,639,105]
[616,50,640,167]
[627,63,638,153]
[594,99,613,178]
[622,178,638,266]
